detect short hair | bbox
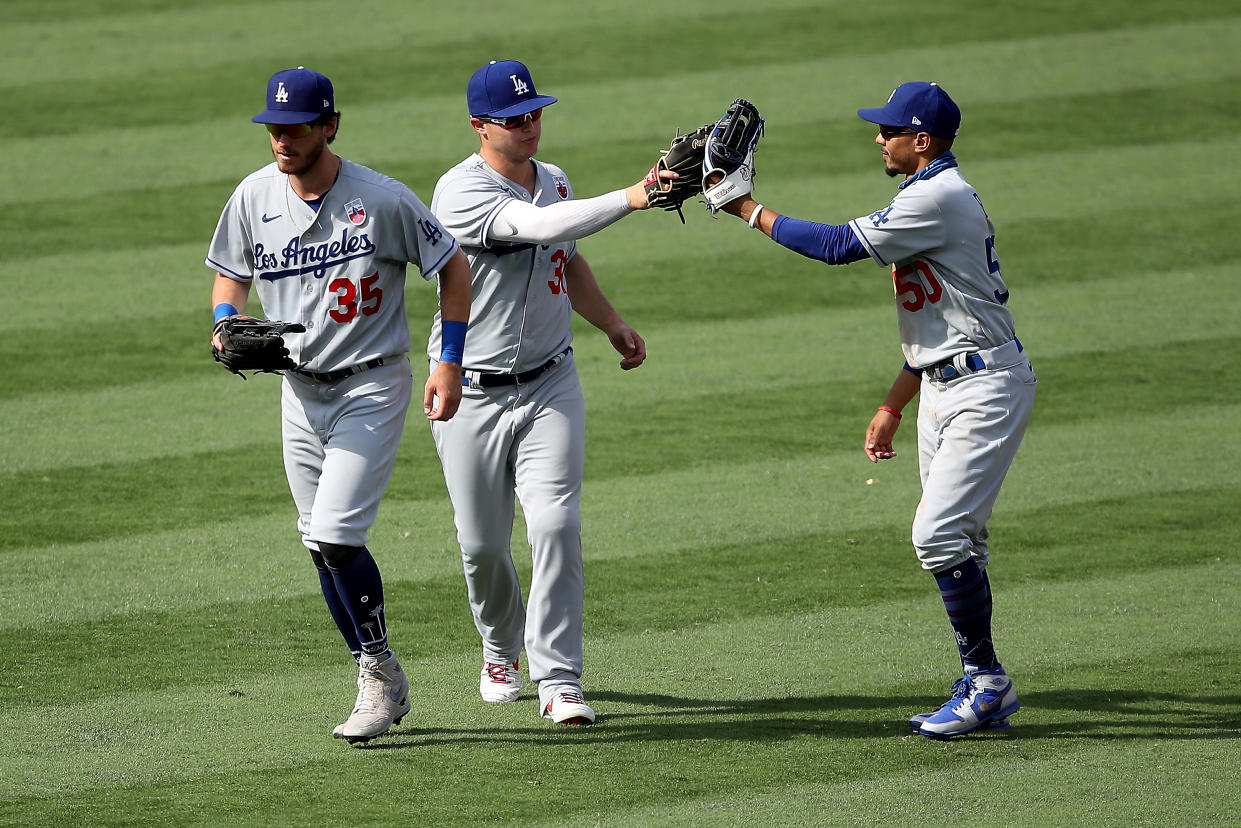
[315,111,341,144]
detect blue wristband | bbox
[213,303,239,324]
[439,320,467,365]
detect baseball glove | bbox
[642,123,713,223]
[211,316,306,378]
[702,98,765,214]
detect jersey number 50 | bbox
[329,272,383,322]
[892,261,942,312]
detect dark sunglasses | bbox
[265,122,316,139]
[879,125,920,140]
[475,108,542,130]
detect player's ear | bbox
[470,118,489,140]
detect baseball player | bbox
[711,82,1036,738]
[205,67,472,743]
[427,59,666,726]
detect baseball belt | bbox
[294,357,386,384]
[464,347,572,389]
[924,339,1023,383]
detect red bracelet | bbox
[877,405,902,419]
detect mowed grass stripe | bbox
[4,1,1230,140]
[5,475,1234,704]
[7,327,1236,549]
[7,397,1237,631]
[6,14,1238,209]
[0,0,824,91]
[6,115,1236,268]
[3,261,1234,546]
[3,203,1236,409]
[6,181,1236,339]
[2,560,1236,815]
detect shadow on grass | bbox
[356,688,1241,749]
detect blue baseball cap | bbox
[467,60,557,118]
[857,82,961,138]
[251,67,335,125]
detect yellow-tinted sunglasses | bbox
[265,122,315,139]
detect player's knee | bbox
[308,546,328,571]
[317,541,365,569]
[524,507,580,546]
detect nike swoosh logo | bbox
[262,213,281,223]
[976,696,1002,713]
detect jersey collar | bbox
[898,151,958,190]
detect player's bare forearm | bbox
[565,254,647,370]
[437,250,473,327]
[425,251,472,420]
[865,367,921,463]
[210,274,252,347]
[211,274,251,314]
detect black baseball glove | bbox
[702,98,764,214]
[211,316,306,378]
[643,123,713,222]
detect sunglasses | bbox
[879,125,920,140]
[475,108,542,130]
[265,122,316,139]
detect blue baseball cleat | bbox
[907,710,1010,733]
[917,667,1020,739]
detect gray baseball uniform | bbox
[428,153,589,693]
[207,158,459,548]
[850,164,1036,572]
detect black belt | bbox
[466,347,571,388]
[924,339,1022,383]
[294,357,385,383]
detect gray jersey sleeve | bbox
[206,171,273,281]
[432,160,509,248]
[849,187,946,268]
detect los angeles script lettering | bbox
[253,230,376,278]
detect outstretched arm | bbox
[564,253,646,371]
[486,170,678,247]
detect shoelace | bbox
[485,662,515,683]
[949,676,973,699]
[557,690,585,706]
[354,668,387,712]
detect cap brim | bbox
[856,106,904,127]
[481,95,558,119]
[251,110,326,125]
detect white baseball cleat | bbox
[333,650,410,744]
[540,687,596,726]
[480,659,522,703]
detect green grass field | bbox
[2,0,1239,824]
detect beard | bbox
[885,165,901,178]
[273,139,325,176]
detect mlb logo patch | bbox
[553,175,568,200]
[345,198,367,226]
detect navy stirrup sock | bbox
[310,553,363,660]
[326,548,389,658]
[933,558,998,672]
